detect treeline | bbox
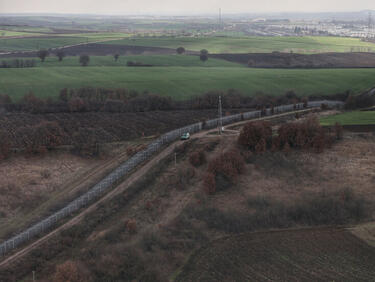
[0,87,354,115]
[0,59,36,68]
[0,86,372,115]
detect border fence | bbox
[0,100,343,258]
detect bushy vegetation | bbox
[0,59,35,68]
[237,121,272,153]
[187,188,368,233]
[238,117,335,154]
[203,149,245,194]
[345,92,375,110]
[189,150,206,167]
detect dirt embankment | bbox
[210,52,375,68]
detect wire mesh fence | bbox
[0,100,344,257]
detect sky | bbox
[0,0,374,15]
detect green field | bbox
[0,33,129,52]
[320,111,375,125]
[1,67,375,101]
[2,55,242,67]
[103,36,375,54]
[0,29,43,37]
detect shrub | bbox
[54,260,91,282]
[238,121,272,153]
[126,219,137,234]
[276,116,327,152]
[204,149,245,194]
[40,169,51,179]
[189,150,206,167]
[79,54,90,66]
[203,172,216,195]
[176,47,185,54]
[0,130,11,160]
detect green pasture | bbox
[103,36,375,54]
[0,29,43,37]
[320,111,375,125]
[1,55,242,67]
[1,67,375,101]
[0,33,129,52]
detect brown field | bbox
[1,109,235,149]
[0,139,148,241]
[1,113,375,281]
[211,52,375,68]
[176,227,375,282]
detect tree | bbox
[37,49,49,62]
[79,54,90,66]
[54,260,91,282]
[56,50,66,62]
[200,49,208,56]
[114,54,120,61]
[200,54,208,62]
[176,47,185,54]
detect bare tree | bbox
[79,54,90,66]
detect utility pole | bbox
[32,270,35,282]
[219,8,222,29]
[218,95,223,135]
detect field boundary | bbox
[0,100,343,262]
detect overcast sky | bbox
[0,0,374,15]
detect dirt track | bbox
[0,108,314,269]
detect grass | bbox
[2,55,243,67]
[0,33,129,52]
[0,29,43,37]
[1,67,375,101]
[320,111,375,125]
[103,36,375,54]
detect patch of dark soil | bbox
[210,52,375,68]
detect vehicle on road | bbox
[180,132,190,140]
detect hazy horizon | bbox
[0,0,374,15]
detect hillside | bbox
[1,112,374,281]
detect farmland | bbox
[1,55,243,68]
[0,29,43,37]
[176,228,375,281]
[320,111,375,125]
[2,118,375,281]
[103,36,375,54]
[1,66,375,101]
[0,33,129,52]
